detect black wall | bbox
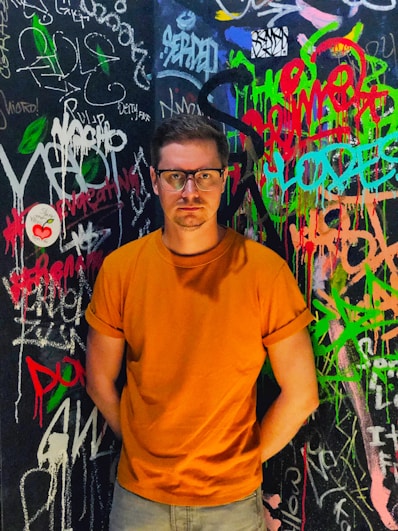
[1,1,398,530]
[1,2,154,530]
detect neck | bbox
[161,223,226,255]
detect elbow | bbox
[304,391,320,418]
[308,395,320,416]
[85,365,105,404]
[290,386,319,422]
[85,381,95,402]
[85,375,99,404]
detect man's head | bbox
[150,114,230,169]
[149,115,229,239]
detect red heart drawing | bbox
[33,224,52,240]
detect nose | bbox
[181,175,199,196]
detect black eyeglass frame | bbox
[154,168,226,191]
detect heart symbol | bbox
[33,224,52,240]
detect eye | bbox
[168,171,185,181]
[196,171,212,180]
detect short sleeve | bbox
[85,257,125,338]
[261,262,314,347]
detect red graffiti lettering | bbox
[3,206,32,256]
[55,169,138,221]
[240,38,388,170]
[26,355,86,427]
[7,252,100,305]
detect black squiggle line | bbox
[198,65,285,257]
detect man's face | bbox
[150,139,226,232]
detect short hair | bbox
[150,114,230,168]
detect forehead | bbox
[158,140,221,168]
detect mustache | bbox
[178,198,204,205]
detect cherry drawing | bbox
[32,219,54,240]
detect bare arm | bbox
[260,327,319,462]
[86,326,125,439]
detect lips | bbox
[178,206,202,211]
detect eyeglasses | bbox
[155,168,225,192]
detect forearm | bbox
[85,327,125,439]
[259,391,318,462]
[261,328,319,462]
[87,379,122,439]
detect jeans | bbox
[109,481,266,531]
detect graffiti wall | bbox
[0,2,154,530]
[154,1,398,530]
[1,0,398,530]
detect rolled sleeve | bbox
[85,258,125,338]
[261,262,314,347]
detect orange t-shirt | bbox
[85,228,313,506]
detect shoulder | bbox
[228,228,287,270]
[101,229,160,272]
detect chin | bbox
[174,215,206,229]
[177,222,205,231]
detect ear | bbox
[150,166,159,196]
[221,168,228,193]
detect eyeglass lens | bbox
[159,170,223,191]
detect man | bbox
[85,114,319,531]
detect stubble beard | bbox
[172,200,207,230]
[173,215,206,231]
